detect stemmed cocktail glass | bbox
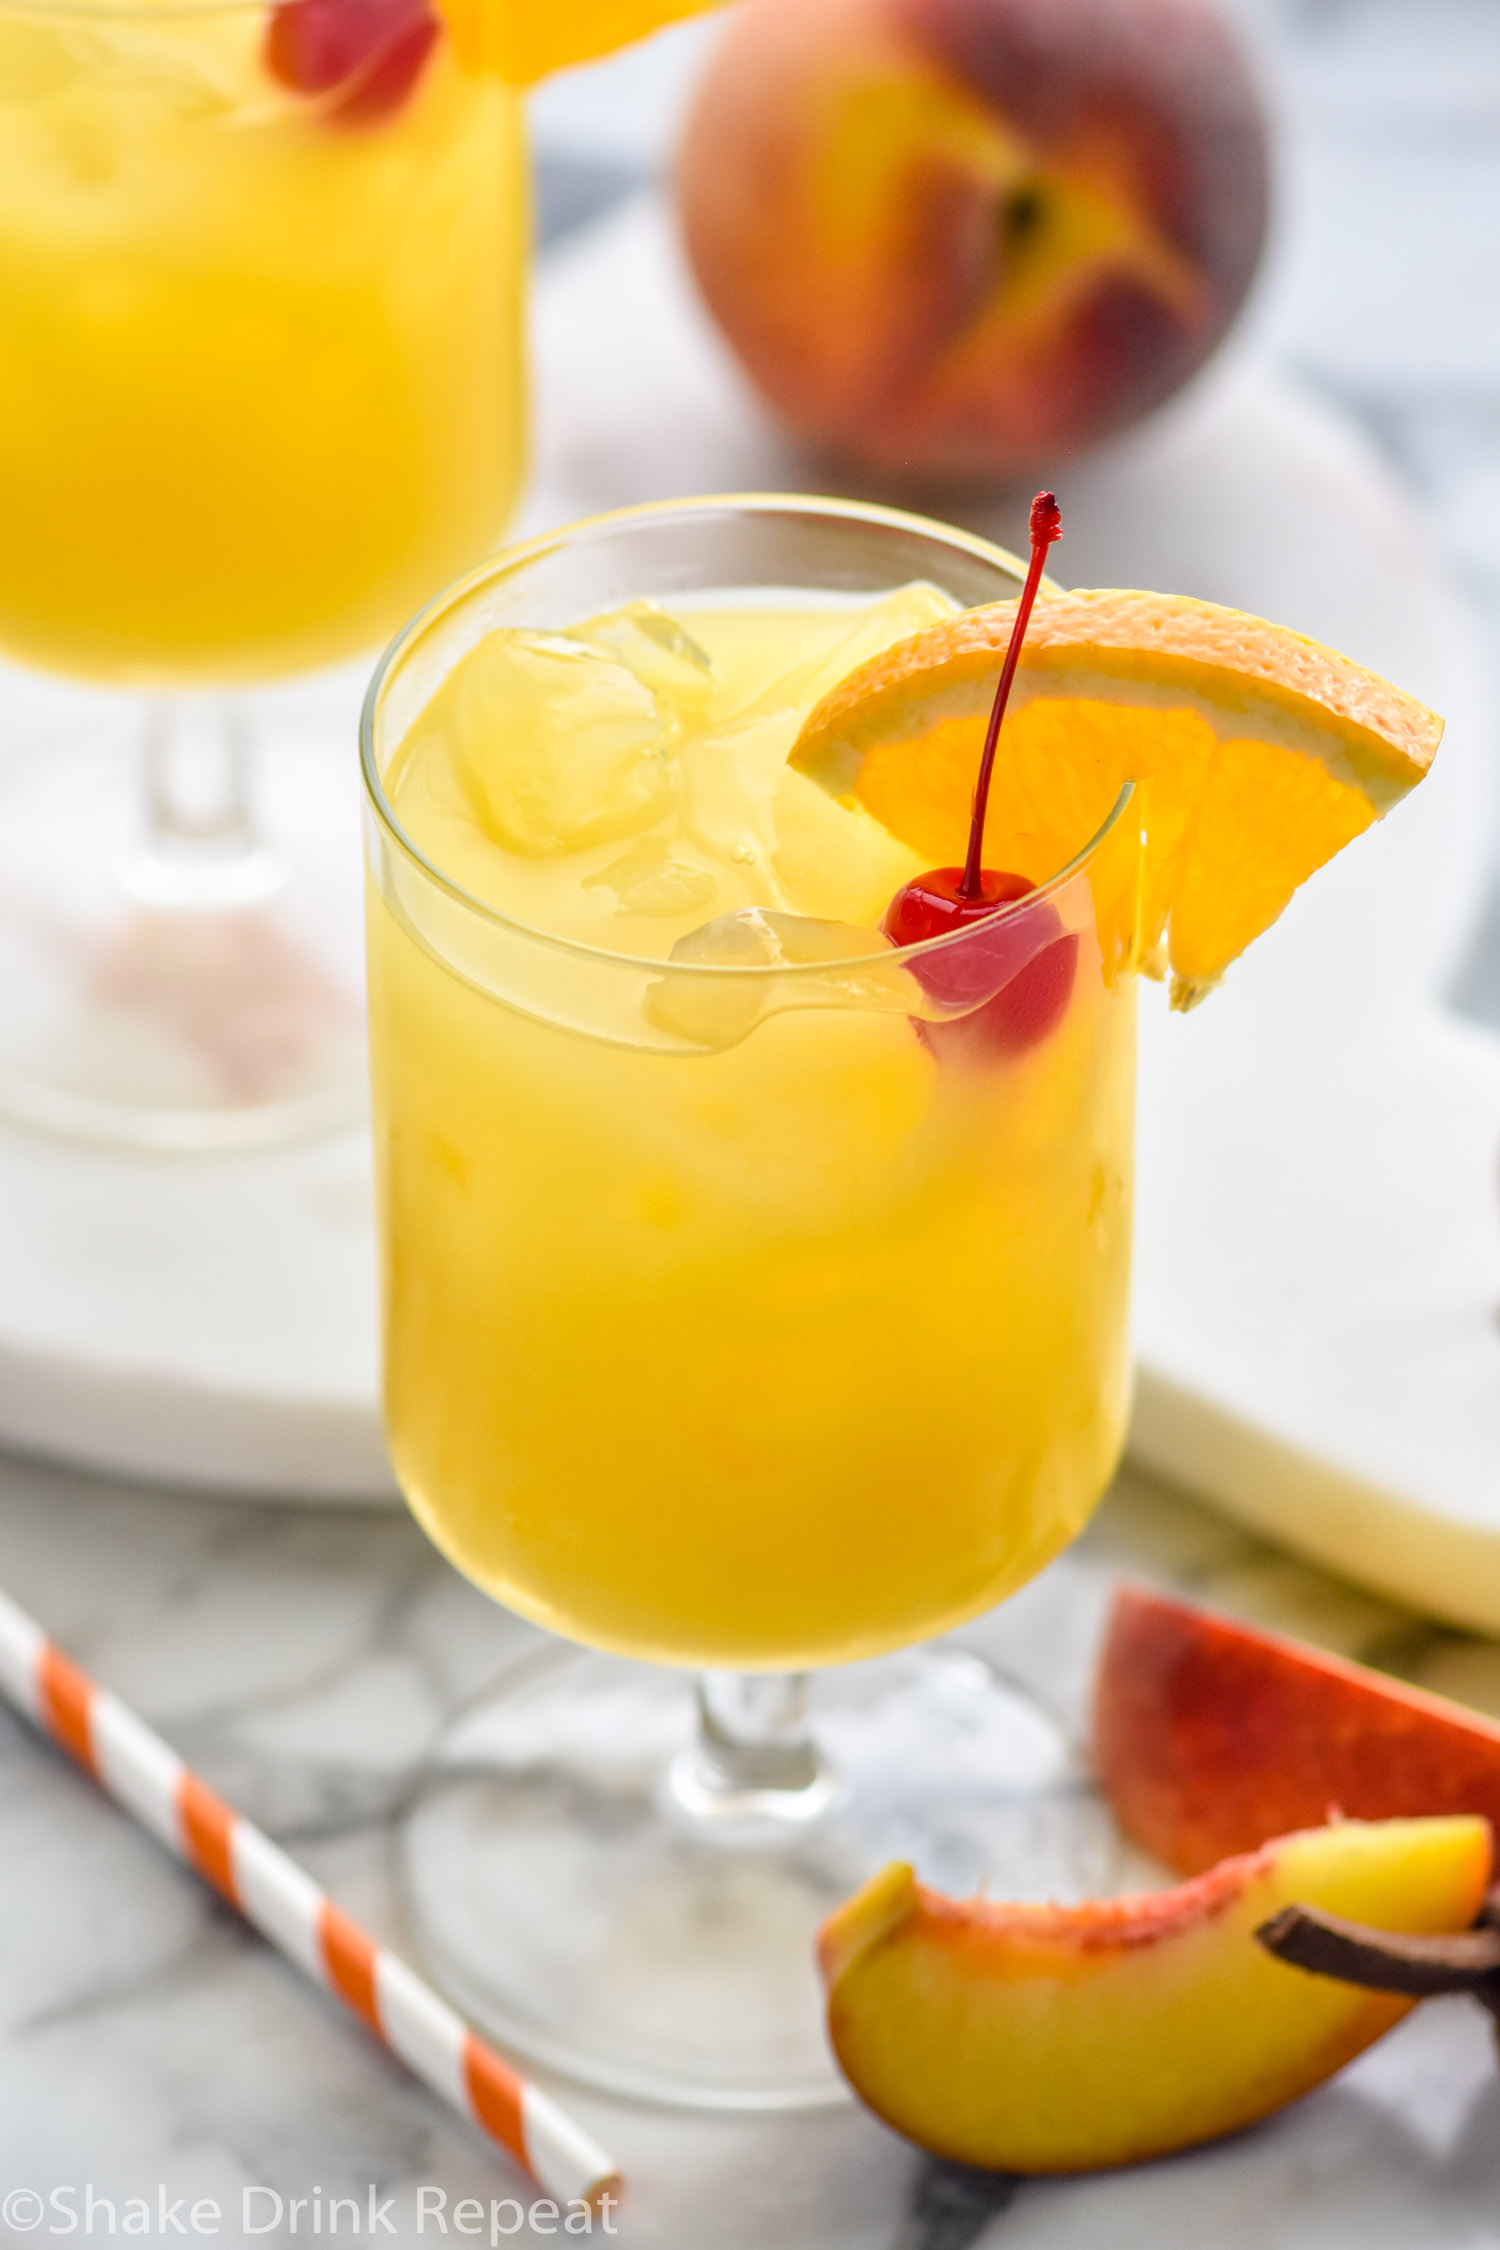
[361,495,1141,2108]
[0,0,524,1143]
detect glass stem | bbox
[126,695,283,910]
[668,1672,834,1828]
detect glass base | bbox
[399,1642,1139,2113]
[0,699,367,1148]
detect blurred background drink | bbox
[363,495,1140,2107]
[0,0,524,1142]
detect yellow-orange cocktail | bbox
[364,497,1438,2114]
[363,502,1137,1672]
[0,0,524,1145]
[0,0,524,683]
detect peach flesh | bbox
[818,1817,1492,2172]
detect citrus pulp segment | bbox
[437,0,720,83]
[789,589,1443,1006]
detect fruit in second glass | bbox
[264,0,440,121]
[449,0,720,83]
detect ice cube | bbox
[570,601,716,735]
[119,46,240,121]
[583,840,719,918]
[676,711,794,895]
[83,19,244,127]
[669,907,797,970]
[442,628,674,857]
[643,908,912,1049]
[771,765,927,923]
[727,581,959,727]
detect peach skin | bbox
[817,1816,1492,2172]
[1095,1584,1500,1877]
[676,0,1269,480]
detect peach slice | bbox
[817,1817,1490,2171]
[1095,1584,1500,1877]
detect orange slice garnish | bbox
[437,0,720,84]
[789,589,1443,1006]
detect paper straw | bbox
[0,1585,620,2211]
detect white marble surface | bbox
[5,0,1500,2242]
[6,1450,1500,2245]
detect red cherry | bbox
[265,0,439,124]
[883,866,1034,998]
[884,492,1072,1065]
[883,865,1077,1059]
[925,931,1079,1060]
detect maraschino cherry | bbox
[265,0,439,125]
[882,490,1078,1059]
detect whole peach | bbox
[675,0,1270,480]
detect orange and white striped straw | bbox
[0,1586,620,2210]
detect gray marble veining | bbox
[4,1447,1500,2244]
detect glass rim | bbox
[359,490,1131,981]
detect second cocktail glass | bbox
[0,0,524,1142]
[361,496,1141,2107]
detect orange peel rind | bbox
[789,589,1443,1007]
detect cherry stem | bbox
[958,490,1062,902]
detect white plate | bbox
[0,196,1495,1634]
